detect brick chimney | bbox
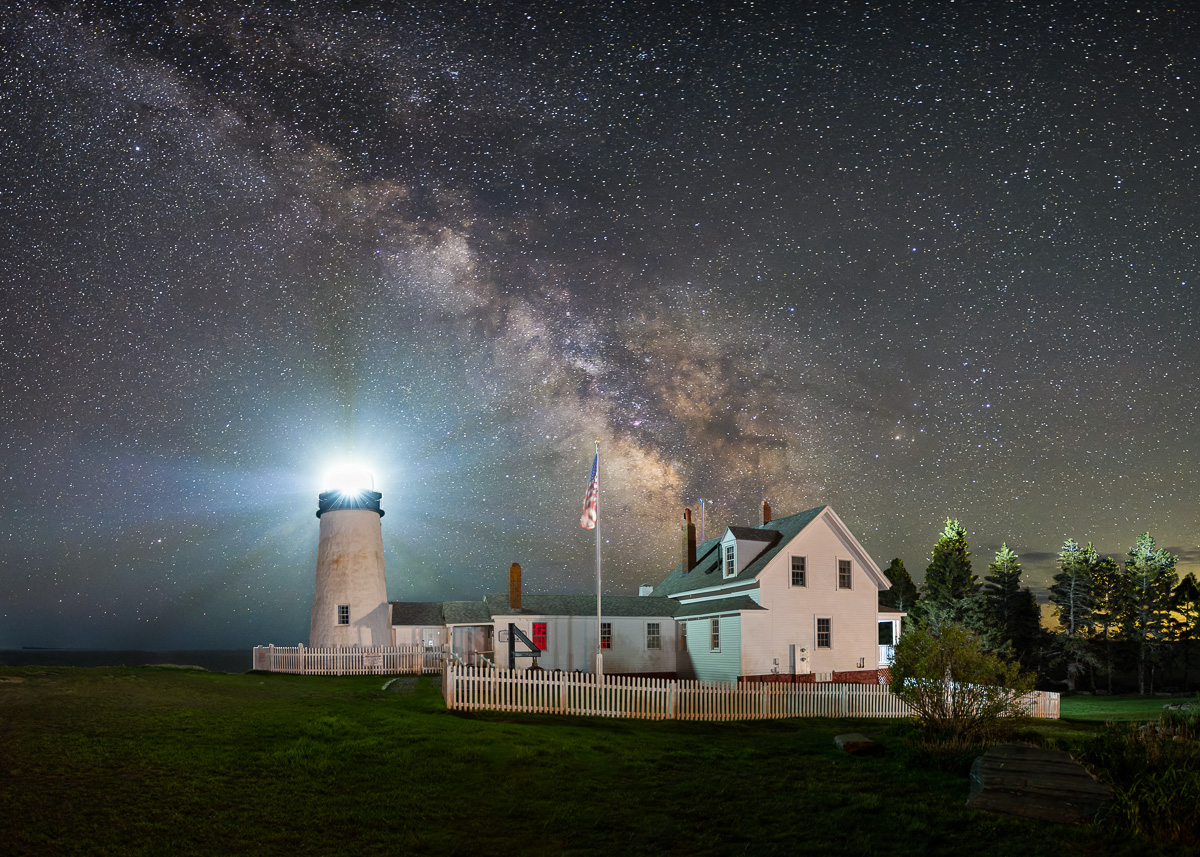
[681,508,697,573]
[509,562,522,611]
[761,500,772,525]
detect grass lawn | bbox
[1060,693,1199,722]
[0,667,1191,856]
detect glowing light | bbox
[322,463,376,495]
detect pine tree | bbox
[923,519,978,607]
[1170,572,1199,692]
[880,557,919,612]
[982,544,1023,640]
[1010,587,1045,669]
[1050,540,1096,637]
[1049,539,1097,692]
[1090,554,1126,694]
[1122,533,1178,695]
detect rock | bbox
[834,733,879,755]
[968,742,1112,824]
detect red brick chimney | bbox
[509,562,522,611]
[761,500,772,525]
[682,508,697,573]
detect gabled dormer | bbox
[720,526,778,579]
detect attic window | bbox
[723,543,737,578]
[838,559,852,589]
[791,556,806,587]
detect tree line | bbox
[879,520,1200,694]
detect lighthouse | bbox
[309,469,391,647]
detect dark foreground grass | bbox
[0,668,1189,857]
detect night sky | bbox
[2,0,1197,650]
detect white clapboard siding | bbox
[441,665,1055,722]
[251,644,447,676]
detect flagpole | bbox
[594,439,603,678]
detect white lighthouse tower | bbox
[309,469,391,647]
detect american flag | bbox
[579,453,598,529]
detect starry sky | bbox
[2,0,1197,650]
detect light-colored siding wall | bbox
[392,625,446,647]
[744,512,880,677]
[491,614,676,674]
[683,614,742,682]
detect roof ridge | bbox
[753,503,826,528]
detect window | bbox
[838,559,852,589]
[336,604,350,625]
[723,543,737,578]
[646,622,661,649]
[790,556,807,587]
[817,617,832,648]
[680,622,688,651]
[879,622,894,645]
[600,622,612,650]
[532,622,547,650]
[710,618,721,651]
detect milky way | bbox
[2,0,1197,648]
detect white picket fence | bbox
[441,665,1060,721]
[251,644,447,676]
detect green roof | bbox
[390,601,446,625]
[442,600,493,624]
[653,505,827,598]
[673,596,766,619]
[485,593,678,618]
[389,594,678,626]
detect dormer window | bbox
[723,543,737,578]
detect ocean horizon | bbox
[0,649,252,673]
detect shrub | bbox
[889,621,1036,745]
[1078,722,1200,847]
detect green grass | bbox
[1060,693,1198,722]
[0,668,1192,856]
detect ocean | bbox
[0,650,252,673]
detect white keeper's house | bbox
[307,479,901,683]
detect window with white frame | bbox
[710,617,721,651]
[790,555,806,587]
[600,622,612,649]
[838,559,852,589]
[336,604,350,625]
[646,622,661,649]
[816,617,832,648]
[723,543,737,578]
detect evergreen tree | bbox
[1010,587,1045,668]
[1122,533,1178,695]
[982,544,1023,639]
[981,544,1041,663]
[880,557,919,613]
[1049,539,1097,691]
[923,519,978,607]
[1170,572,1199,692]
[1090,554,1126,694]
[1050,540,1096,637]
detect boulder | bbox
[833,733,879,755]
